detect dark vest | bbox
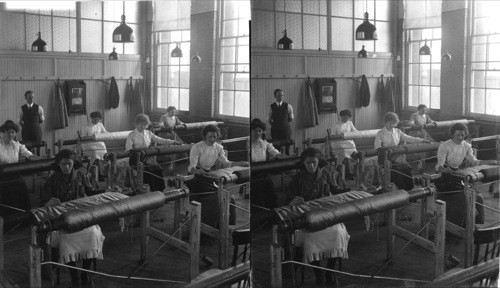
[21,103,42,142]
[270,102,291,140]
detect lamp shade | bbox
[171,43,183,58]
[358,45,367,58]
[277,30,293,50]
[113,15,134,43]
[356,12,378,40]
[442,49,451,61]
[31,32,47,52]
[419,40,431,56]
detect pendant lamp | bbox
[113,3,134,43]
[109,47,118,60]
[356,1,377,41]
[277,1,293,50]
[32,11,47,52]
[419,39,431,56]
[442,49,452,61]
[358,45,367,58]
[191,52,201,63]
[171,43,183,58]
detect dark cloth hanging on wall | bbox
[107,77,120,109]
[386,77,396,112]
[53,80,69,130]
[133,78,145,115]
[303,79,319,128]
[356,75,370,107]
[125,77,135,127]
[377,75,385,112]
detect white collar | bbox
[276,101,283,106]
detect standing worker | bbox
[19,90,45,143]
[268,89,294,155]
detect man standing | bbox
[268,89,294,154]
[19,90,45,142]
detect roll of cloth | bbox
[451,165,498,182]
[273,191,373,232]
[0,159,55,176]
[180,121,224,131]
[430,119,474,129]
[342,129,380,140]
[251,157,300,176]
[206,166,249,184]
[94,131,132,141]
[134,144,194,160]
[386,143,440,157]
[479,166,500,182]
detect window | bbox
[218,0,250,118]
[469,0,500,117]
[0,1,140,54]
[252,0,392,52]
[406,28,441,109]
[154,30,191,111]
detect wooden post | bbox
[29,244,42,288]
[173,199,181,239]
[421,195,429,239]
[356,153,364,187]
[464,177,474,267]
[189,201,201,280]
[137,160,144,190]
[0,217,3,271]
[386,208,396,262]
[384,159,392,192]
[271,225,282,288]
[218,182,229,269]
[140,210,150,262]
[434,200,446,277]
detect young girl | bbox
[332,109,358,179]
[159,106,184,141]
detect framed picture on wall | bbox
[65,80,87,115]
[315,78,337,114]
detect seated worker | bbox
[187,124,249,227]
[435,123,499,226]
[80,111,108,176]
[250,118,287,209]
[374,112,430,190]
[409,104,435,141]
[126,114,182,192]
[332,109,358,180]
[158,106,184,141]
[286,148,345,286]
[0,120,40,217]
[40,149,103,288]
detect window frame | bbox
[403,27,442,111]
[466,0,500,120]
[215,0,250,122]
[153,29,191,112]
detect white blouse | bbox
[125,129,175,150]
[374,127,422,150]
[188,141,231,172]
[332,121,358,159]
[251,138,280,162]
[436,139,480,171]
[80,123,108,160]
[0,140,33,164]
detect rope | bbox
[233,222,250,230]
[407,155,437,164]
[280,260,430,283]
[40,261,188,284]
[4,234,31,244]
[472,179,500,189]
[0,204,27,213]
[389,169,414,180]
[126,216,192,280]
[371,215,437,277]
[475,202,500,214]
[250,204,271,211]
[229,203,250,213]
[188,191,218,196]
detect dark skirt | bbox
[186,175,236,228]
[143,165,165,192]
[0,175,31,217]
[391,162,414,191]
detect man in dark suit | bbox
[268,89,294,155]
[18,90,45,142]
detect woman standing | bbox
[0,120,39,216]
[286,148,345,286]
[126,114,182,191]
[40,149,102,288]
[374,112,430,190]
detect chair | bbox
[472,225,500,286]
[231,229,250,288]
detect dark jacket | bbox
[107,76,120,109]
[286,167,337,203]
[357,75,370,107]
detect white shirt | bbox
[80,122,108,160]
[268,101,294,124]
[251,138,280,162]
[436,139,480,171]
[188,141,231,172]
[409,112,433,126]
[374,127,422,150]
[159,115,182,128]
[332,121,358,159]
[18,103,45,125]
[0,139,33,164]
[125,129,175,150]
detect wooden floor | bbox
[2,160,250,288]
[251,166,500,287]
